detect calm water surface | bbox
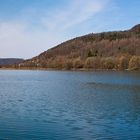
[0,70,140,140]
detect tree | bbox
[102,57,116,70]
[118,56,129,70]
[84,57,100,69]
[73,58,83,69]
[87,50,93,57]
[128,56,140,70]
[64,60,73,70]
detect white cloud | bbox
[0,0,109,58]
[41,0,108,31]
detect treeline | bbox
[16,55,140,71]
[15,24,140,71]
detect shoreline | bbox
[0,67,139,72]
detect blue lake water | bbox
[0,70,140,140]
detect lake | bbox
[0,70,140,140]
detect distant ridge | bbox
[16,24,140,70]
[0,58,24,67]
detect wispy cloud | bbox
[0,0,109,58]
[41,0,107,31]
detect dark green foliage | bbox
[87,50,93,57]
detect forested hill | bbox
[0,58,24,67]
[17,24,140,70]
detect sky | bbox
[0,0,140,59]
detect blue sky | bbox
[0,0,140,58]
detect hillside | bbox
[16,24,140,70]
[0,58,24,67]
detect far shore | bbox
[0,67,139,72]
